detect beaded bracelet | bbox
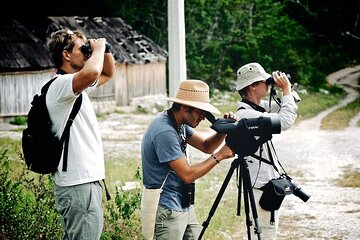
[211,153,220,164]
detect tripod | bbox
[198,156,262,240]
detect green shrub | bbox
[102,187,142,239]
[9,116,27,126]
[102,170,142,240]
[0,139,144,240]
[0,150,62,239]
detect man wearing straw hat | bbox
[141,79,235,239]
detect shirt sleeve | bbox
[154,129,185,164]
[185,125,195,139]
[236,95,298,131]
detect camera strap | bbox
[268,85,282,110]
[166,109,187,156]
[238,99,266,113]
[251,141,288,175]
[267,141,288,174]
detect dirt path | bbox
[274,66,360,240]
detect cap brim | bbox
[167,97,221,114]
[235,73,272,90]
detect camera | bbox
[80,42,112,57]
[281,174,311,202]
[205,112,281,156]
[265,73,292,85]
[181,182,195,208]
[289,179,311,202]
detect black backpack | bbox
[22,77,82,174]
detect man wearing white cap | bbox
[141,79,235,239]
[234,62,298,239]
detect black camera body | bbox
[205,112,280,136]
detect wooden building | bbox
[0,16,168,118]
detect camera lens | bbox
[292,184,311,202]
[244,117,281,136]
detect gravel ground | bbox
[273,67,360,240]
[1,66,359,239]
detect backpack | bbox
[22,77,82,174]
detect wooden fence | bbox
[0,62,166,118]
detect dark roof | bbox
[46,17,168,64]
[0,17,54,72]
[0,16,168,72]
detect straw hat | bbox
[167,79,221,114]
[235,62,271,90]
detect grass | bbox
[0,138,22,159]
[105,156,142,196]
[296,90,346,123]
[321,88,360,130]
[335,165,360,187]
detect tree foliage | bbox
[184,0,314,88]
[7,0,359,90]
[114,0,359,90]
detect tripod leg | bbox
[198,158,240,240]
[240,158,262,240]
[241,166,253,240]
[237,165,242,216]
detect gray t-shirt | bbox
[141,111,194,211]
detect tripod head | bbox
[205,112,281,157]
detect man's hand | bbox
[222,112,237,121]
[272,71,291,96]
[214,144,235,162]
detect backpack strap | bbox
[41,77,58,94]
[60,94,83,171]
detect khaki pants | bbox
[54,182,103,240]
[248,188,279,240]
[155,206,201,240]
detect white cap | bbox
[235,62,271,90]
